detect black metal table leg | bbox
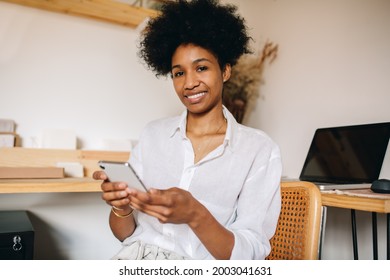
[387,213,390,260]
[351,209,358,260]
[372,212,378,259]
[318,206,327,260]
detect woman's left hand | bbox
[128,187,201,225]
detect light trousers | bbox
[111,240,189,260]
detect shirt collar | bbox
[168,110,187,139]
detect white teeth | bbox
[187,92,206,99]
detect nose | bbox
[184,71,200,90]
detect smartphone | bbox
[98,160,147,192]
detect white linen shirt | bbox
[125,107,282,260]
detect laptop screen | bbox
[299,122,390,184]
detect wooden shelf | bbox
[0,147,129,193]
[1,0,159,27]
[0,177,102,193]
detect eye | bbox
[197,66,208,72]
[172,71,184,78]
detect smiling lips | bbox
[186,91,206,102]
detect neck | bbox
[186,107,226,136]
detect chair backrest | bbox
[266,181,322,260]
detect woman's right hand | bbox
[93,170,136,241]
[92,170,132,210]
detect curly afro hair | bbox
[138,0,252,77]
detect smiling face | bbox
[171,44,231,115]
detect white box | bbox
[0,134,15,147]
[41,129,77,149]
[0,119,15,133]
[56,162,84,178]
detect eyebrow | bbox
[171,58,212,71]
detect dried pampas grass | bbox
[223,41,278,123]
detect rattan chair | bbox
[266,181,323,260]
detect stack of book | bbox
[0,119,19,147]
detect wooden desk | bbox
[321,190,390,213]
[321,189,390,260]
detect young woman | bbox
[93,0,282,260]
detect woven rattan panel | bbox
[266,187,310,260]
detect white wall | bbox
[0,2,183,149]
[1,0,389,260]
[227,0,390,260]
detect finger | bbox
[102,187,130,205]
[141,188,176,206]
[127,190,151,206]
[131,188,167,203]
[101,181,128,192]
[128,191,173,215]
[108,198,131,209]
[129,199,168,220]
[102,188,128,200]
[92,170,108,181]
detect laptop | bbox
[299,122,390,191]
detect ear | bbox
[222,64,232,83]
